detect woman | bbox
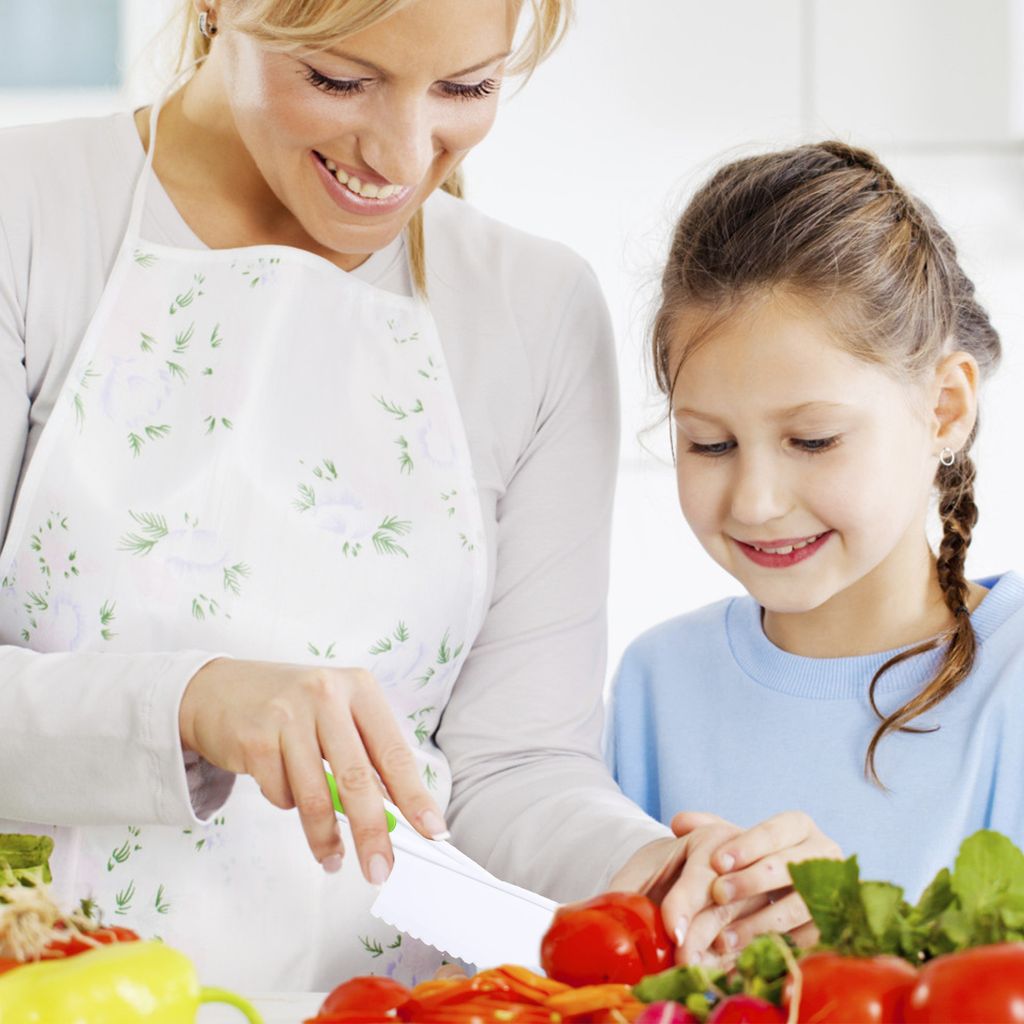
[0,0,675,990]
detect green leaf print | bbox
[133,250,158,268]
[192,594,221,620]
[368,636,393,656]
[312,459,338,481]
[114,879,136,915]
[386,319,420,346]
[441,490,458,518]
[166,361,188,382]
[341,542,362,558]
[107,840,131,871]
[140,332,157,353]
[394,621,410,643]
[414,721,430,745]
[293,483,316,513]
[154,884,170,915]
[459,533,476,552]
[209,324,223,348]
[173,323,195,354]
[418,355,440,381]
[374,395,408,420]
[373,516,411,558]
[128,432,145,458]
[222,563,251,596]
[388,935,402,949]
[307,641,337,659]
[360,936,384,958]
[423,764,438,790]
[144,424,172,441]
[396,437,414,475]
[118,512,169,556]
[99,600,117,641]
[414,666,435,690]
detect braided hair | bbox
[651,141,1001,785]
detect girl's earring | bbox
[198,10,218,38]
[939,446,956,467]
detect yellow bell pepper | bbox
[0,939,263,1023]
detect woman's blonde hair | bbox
[651,141,1001,786]
[175,0,573,293]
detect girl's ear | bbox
[931,350,980,454]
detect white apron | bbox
[0,97,488,991]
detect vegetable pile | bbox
[316,829,1024,1024]
[0,833,262,1023]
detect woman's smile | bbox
[311,151,414,215]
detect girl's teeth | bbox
[754,534,820,555]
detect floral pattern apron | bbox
[0,95,488,991]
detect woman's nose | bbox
[728,454,791,527]
[359,97,436,187]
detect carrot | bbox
[544,983,634,1016]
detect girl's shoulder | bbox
[617,595,745,674]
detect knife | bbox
[326,772,556,970]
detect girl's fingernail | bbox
[421,810,450,840]
[724,930,738,950]
[719,853,735,871]
[368,853,391,885]
[674,917,688,946]
[719,880,735,901]
[322,853,343,874]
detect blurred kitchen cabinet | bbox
[809,0,1021,145]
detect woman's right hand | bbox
[178,657,448,882]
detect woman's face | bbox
[670,294,939,617]
[213,0,515,256]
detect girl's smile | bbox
[733,530,834,568]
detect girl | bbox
[607,141,1023,965]
[0,0,674,989]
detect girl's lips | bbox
[734,530,834,568]
[310,151,414,216]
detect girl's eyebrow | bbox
[319,49,512,78]
[674,400,851,423]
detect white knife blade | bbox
[367,806,557,972]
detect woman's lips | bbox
[311,151,414,216]
[734,530,834,568]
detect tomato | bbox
[317,975,411,1017]
[0,958,22,976]
[782,951,917,1023]
[398,998,558,1022]
[540,891,675,986]
[43,923,141,958]
[707,994,786,1023]
[903,942,1024,1023]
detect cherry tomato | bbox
[903,942,1024,1023]
[318,975,411,1017]
[541,891,675,986]
[707,994,786,1023]
[782,951,917,1023]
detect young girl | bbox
[607,141,1023,965]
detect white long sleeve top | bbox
[0,112,669,903]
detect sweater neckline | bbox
[726,571,1024,699]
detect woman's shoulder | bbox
[423,190,597,296]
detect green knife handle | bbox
[325,771,397,833]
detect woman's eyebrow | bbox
[320,49,512,77]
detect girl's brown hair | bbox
[176,0,573,294]
[651,141,1001,784]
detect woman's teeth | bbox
[751,534,821,555]
[323,157,400,200]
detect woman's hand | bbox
[178,657,447,882]
[672,809,842,960]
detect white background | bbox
[2,0,1023,680]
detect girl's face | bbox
[213,0,514,256]
[670,294,939,616]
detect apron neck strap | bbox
[125,63,203,243]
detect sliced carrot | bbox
[495,964,571,998]
[544,983,634,1016]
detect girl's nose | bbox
[728,454,792,527]
[358,97,436,187]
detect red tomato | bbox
[0,958,22,976]
[903,942,1024,1023]
[540,891,675,986]
[399,998,557,1023]
[318,975,411,1017]
[707,994,786,1023]
[44,923,141,958]
[782,952,917,1023]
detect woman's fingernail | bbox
[368,853,391,886]
[723,930,738,950]
[421,810,450,840]
[321,853,343,874]
[719,853,735,871]
[719,880,735,901]
[674,917,688,946]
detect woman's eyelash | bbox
[303,65,500,101]
[441,78,500,100]
[303,66,366,95]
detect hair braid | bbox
[864,452,979,785]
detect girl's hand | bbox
[679,810,842,958]
[178,657,447,882]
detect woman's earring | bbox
[198,10,218,38]
[939,446,956,467]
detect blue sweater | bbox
[607,573,1024,901]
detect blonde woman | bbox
[0,0,673,989]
